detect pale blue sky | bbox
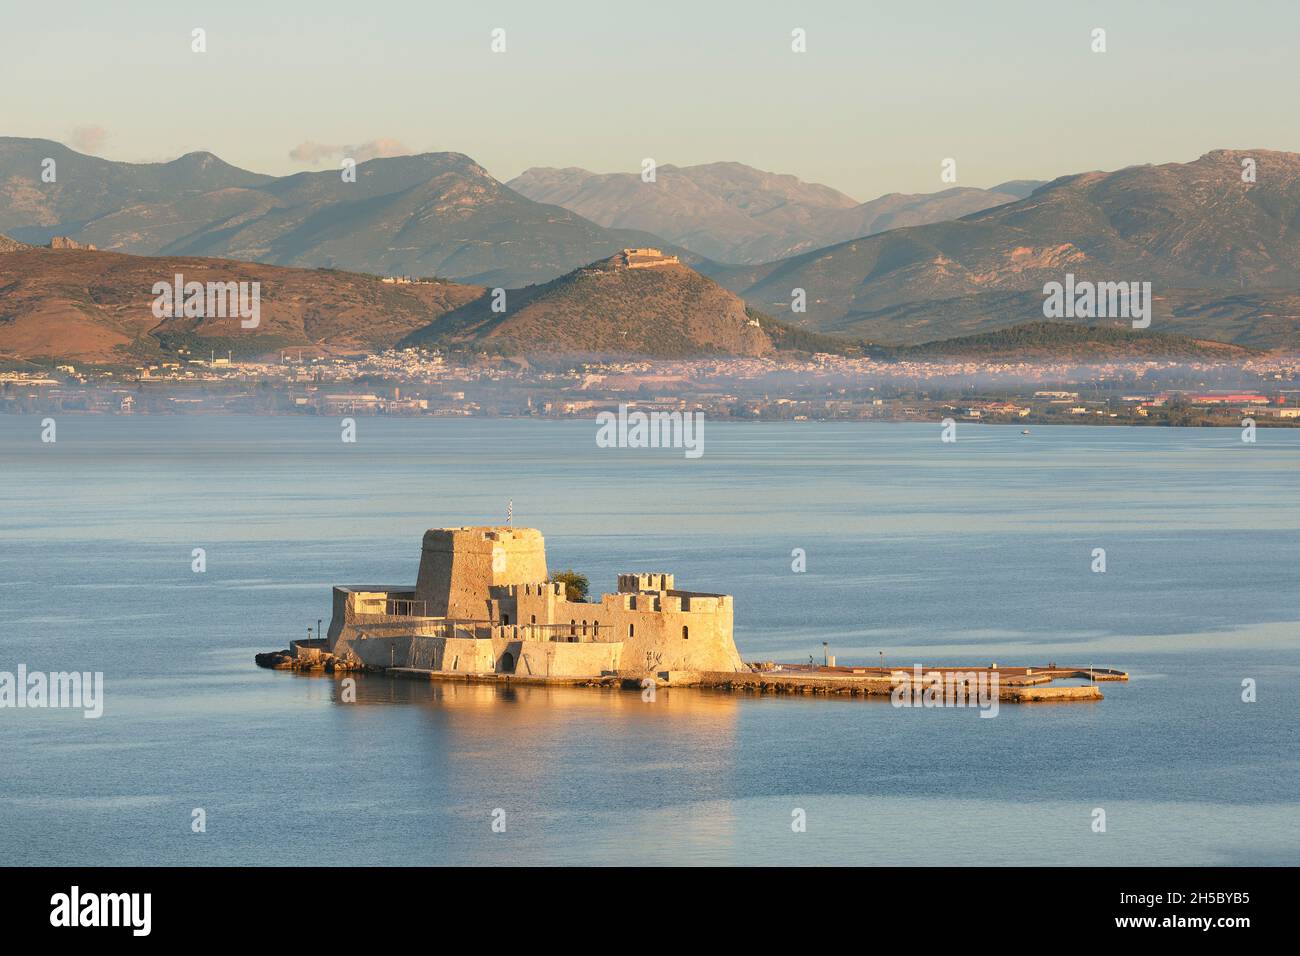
[3,0,1296,199]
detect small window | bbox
[530,615,536,624]
[502,613,510,626]
[682,625,689,640]
[570,620,576,635]
[628,623,634,638]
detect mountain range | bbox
[3,139,1299,352]
[0,138,689,287]
[508,163,1040,264]
[706,149,1300,348]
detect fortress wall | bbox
[510,582,564,626]
[516,641,621,677]
[328,587,437,651]
[437,637,497,674]
[329,595,741,675]
[618,573,674,593]
[342,634,499,673]
[332,631,619,677]
[547,592,742,674]
[414,527,548,620]
[340,634,415,670]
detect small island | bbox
[257,525,1126,704]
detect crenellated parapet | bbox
[618,572,675,593]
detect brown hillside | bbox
[401,250,776,358]
[0,246,483,362]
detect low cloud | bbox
[70,126,109,154]
[289,137,410,165]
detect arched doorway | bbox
[498,651,516,674]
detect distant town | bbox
[4,347,1299,426]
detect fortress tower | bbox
[414,526,548,619]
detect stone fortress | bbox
[617,247,680,269]
[262,524,1125,703]
[322,526,745,679]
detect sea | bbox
[1,415,1296,865]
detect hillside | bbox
[509,162,1038,264]
[708,150,1300,348]
[399,249,858,358]
[0,244,483,362]
[810,288,1300,350]
[0,138,687,287]
[891,321,1259,361]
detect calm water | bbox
[1,416,1297,865]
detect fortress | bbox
[617,247,680,269]
[320,526,744,678]
[261,524,1125,703]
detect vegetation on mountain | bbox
[707,150,1300,348]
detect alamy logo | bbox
[151,273,260,329]
[595,404,704,459]
[0,665,103,718]
[891,665,1000,718]
[50,886,150,936]
[1042,273,1151,329]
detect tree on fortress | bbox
[552,570,589,602]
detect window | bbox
[530,614,536,624]
[570,620,576,635]
[501,613,510,625]
[628,623,634,638]
[682,625,689,640]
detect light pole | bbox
[879,651,884,671]
[317,619,323,645]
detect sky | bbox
[3,0,1297,200]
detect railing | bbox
[352,618,616,643]
[501,622,613,643]
[384,598,427,616]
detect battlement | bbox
[617,572,675,593]
[496,581,564,598]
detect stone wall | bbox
[501,580,742,674]
[414,527,547,619]
[341,630,620,677]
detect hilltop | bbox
[0,243,859,364]
[400,249,861,359]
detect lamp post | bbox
[879,651,884,671]
[318,619,323,645]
